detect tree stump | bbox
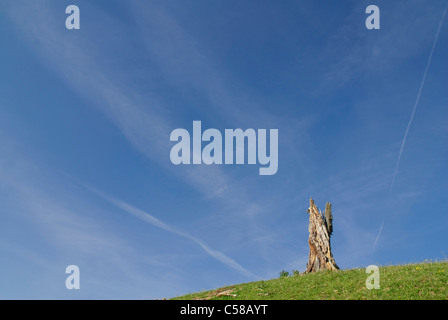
[305,198,339,273]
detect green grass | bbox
[172,261,448,300]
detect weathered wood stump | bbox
[305,198,339,273]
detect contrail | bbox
[390,6,447,193]
[372,221,384,252]
[84,184,258,279]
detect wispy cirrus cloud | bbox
[83,183,258,279]
[2,0,274,207]
[372,221,384,253]
[3,0,262,281]
[0,138,175,298]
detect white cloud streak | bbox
[372,220,384,253]
[390,6,447,193]
[1,0,276,284]
[84,184,257,279]
[0,146,164,298]
[2,1,219,192]
[2,0,270,208]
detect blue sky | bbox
[0,0,447,299]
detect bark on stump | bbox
[305,198,339,273]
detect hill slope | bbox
[172,261,448,300]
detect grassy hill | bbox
[172,261,448,300]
